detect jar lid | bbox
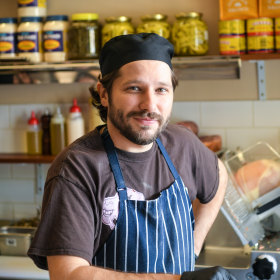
[46,15,69,22]
[105,16,131,23]
[0,17,17,24]
[72,13,99,21]
[20,17,43,23]
[141,14,167,21]
[187,12,202,19]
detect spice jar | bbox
[276,18,280,53]
[17,16,43,63]
[43,15,69,62]
[136,14,171,39]
[102,16,134,46]
[68,13,100,60]
[171,12,209,56]
[0,17,17,58]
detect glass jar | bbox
[68,13,100,60]
[17,0,47,18]
[136,14,171,39]
[17,16,43,63]
[171,12,209,56]
[102,16,134,46]
[43,15,69,62]
[0,17,17,58]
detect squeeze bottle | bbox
[26,111,42,155]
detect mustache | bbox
[126,110,163,121]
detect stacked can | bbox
[219,19,246,55]
[246,18,274,54]
[275,18,280,53]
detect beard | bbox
[108,105,170,145]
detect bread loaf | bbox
[176,121,199,135]
[199,135,222,152]
[235,159,280,201]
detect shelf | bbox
[0,153,55,164]
[240,53,280,61]
[0,55,241,84]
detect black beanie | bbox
[99,33,174,76]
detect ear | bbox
[97,82,108,107]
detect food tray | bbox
[0,226,36,256]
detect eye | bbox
[126,86,141,92]
[156,88,169,94]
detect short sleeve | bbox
[28,176,96,270]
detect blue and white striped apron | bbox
[94,129,195,274]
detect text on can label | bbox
[17,31,40,52]
[43,30,64,52]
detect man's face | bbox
[104,60,174,145]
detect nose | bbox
[139,88,157,112]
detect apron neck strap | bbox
[101,127,128,201]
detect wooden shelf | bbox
[0,153,55,164]
[240,53,280,61]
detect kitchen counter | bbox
[0,256,49,280]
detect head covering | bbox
[99,33,174,76]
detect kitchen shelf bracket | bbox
[35,163,45,195]
[250,60,266,100]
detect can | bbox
[219,19,246,55]
[275,18,280,53]
[246,18,274,54]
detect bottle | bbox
[41,110,52,155]
[26,111,42,155]
[66,98,85,145]
[50,107,66,155]
[43,15,69,62]
[0,17,17,58]
[17,17,43,63]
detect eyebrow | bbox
[122,80,172,87]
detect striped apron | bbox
[93,129,195,274]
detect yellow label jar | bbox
[17,0,47,17]
[171,12,209,56]
[68,13,101,60]
[0,17,17,58]
[275,18,280,53]
[17,16,43,63]
[219,19,246,55]
[137,14,171,39]
[43,15,69,62]
[246,18,274,54]
[102,16,134,46]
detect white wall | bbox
[1,100,280,221]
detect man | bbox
[28,33,235,280]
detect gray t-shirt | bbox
[28,124,219,270]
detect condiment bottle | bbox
[26,111,42,155]
[66,98,85,145]
[17,0,47,18]
[43,15,69,62]
[41,109,52,155]
[17,17,43,63]
[50,107,66,155]
[0,17,17,58]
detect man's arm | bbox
[47,256,181,280]
[192,159,228,256]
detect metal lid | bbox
[105,16,131,23]
[20,17,43,23]
[175,12,202,19]
[72,13,99,21]
[141,14,167,21]
[0,17,17,24]
[46,15,69,22]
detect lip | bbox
[134,117,158,126]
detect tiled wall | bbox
[1,100,280,221]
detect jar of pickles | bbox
[68,13,100,60]
[171,12,209,56]
[102,16,134,46]
[136,14,171,39]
